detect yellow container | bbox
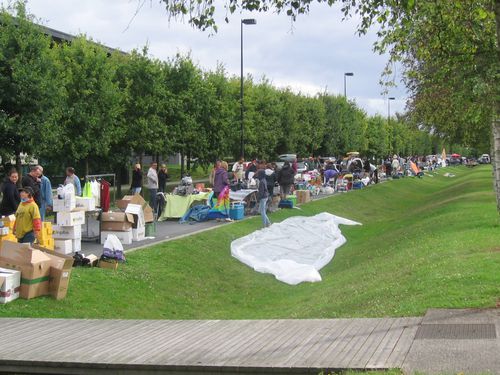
[43,222,53,235]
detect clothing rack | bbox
[85,173,116,204]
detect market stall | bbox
[158,192,212,220]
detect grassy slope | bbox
[1,166,498,319]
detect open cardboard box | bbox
[0,241,74,300]
[116,194,154,223]
[101,212,135,232]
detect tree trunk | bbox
[180,152,185,177]
[15,152,22,186]
[187,150,191,172]
[116,166,123,198]
[494,0,500,216]
[85,158,90,177]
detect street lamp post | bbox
[344,72,354,98]
[388,97,395,123]
[240,18,256,160]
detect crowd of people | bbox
[0,166,80,243]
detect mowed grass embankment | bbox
[1,166,498,319]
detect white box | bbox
[53,225,82,240]
[54,239,73,255]
[75,197,96,211]
[72,239,81,253]
[57,211,85,226]
[0,267,21,304]
[101,230,132,245]
[132,226,146,242]
[0,227,9,236]
[52,195,76,212]
[125,204,145,228]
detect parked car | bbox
[479,154,491,164]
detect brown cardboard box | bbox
[98,259,118,270]
[33,246,74,300]
[116,194,154,223]
[0,242,51,299]
[101,212,134,231]
[295,190,311,204]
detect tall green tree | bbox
[0,2,62,172]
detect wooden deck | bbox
[0,317,422,374]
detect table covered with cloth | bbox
[158,192,211,220]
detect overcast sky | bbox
[17,0,407,116]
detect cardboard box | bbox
[1,215,16,229]
[0,267,21,304]
[72,239,81,253]
[101,212,134,232]
[39,237,54,251]
[116,194,154,223]
[53,225,82,240]
[100,230,132,245]
[33,245,74,300]
[125,204,146,229]
[98,259,118,270]
[54,240,73,255]
[0,236,17,250]
[0,242,51,299]
[295,190,311,204]
[132,226,146,242]
[52,194,76,212]
[57,211,85,226]
[75,197,96,211]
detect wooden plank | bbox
[297,319,354,367]
[309,318,371,367]
[348,317,395,368]
[264,319,330,367]
[217,320,279,366]
[365,317,408,368]
[386,317,421,368]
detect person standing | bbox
[245,159,257,180]
[158,164,169,193]
[38,166,53,221]
[147,162,159,211]
[256,168,271,228]
[22,166,42,206]
[232,158,245,182]
[0,169,20,216]
[14,187,41,244]
[213,160,229,204]
[277,161,295,200]
[130,164,143,194]
[64,167,82,196]
[264,163,276,211]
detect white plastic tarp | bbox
[231,213,361,285]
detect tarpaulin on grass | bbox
[230,213,361,285]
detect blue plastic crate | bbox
[229,203,245,220]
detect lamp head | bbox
[242,19,257,25]
[344,72,354,76]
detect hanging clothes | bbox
[91,180,101,207]
[100,179,111,212]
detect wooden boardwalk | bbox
[0,317,422,374]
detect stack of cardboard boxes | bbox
[52,187,93,255]
[100,194,153,245]
[0,241,74,302]
[0,215,17,247]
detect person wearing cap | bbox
[158,164,169,193]
[0,168,21,216]
[14,187,42,244]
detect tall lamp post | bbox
[344,72,354,98]
[240,18,257,159]
[387,97,395,123]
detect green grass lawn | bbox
[1,166,498,319]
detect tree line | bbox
[1,3,452,186]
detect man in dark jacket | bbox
[0,169,20,216]
[245,159,257,180]
[22,166,41,207]
[277,161,295,199]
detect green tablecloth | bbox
[159,192,211,220]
